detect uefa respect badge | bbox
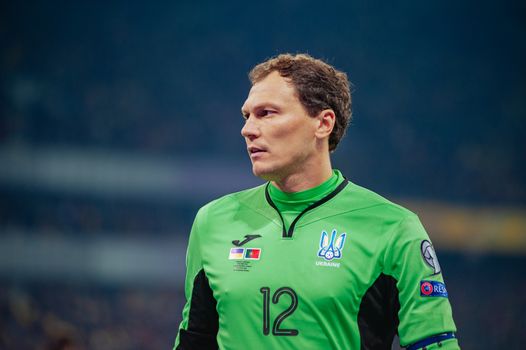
[420,280,448,298]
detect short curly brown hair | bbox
[249,53,352,152]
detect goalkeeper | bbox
[174,53,460,350]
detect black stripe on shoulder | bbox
[358,273,400,350]
[177,269,219,350]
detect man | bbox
[174,54,459,349]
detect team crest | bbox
[318,229,346,261]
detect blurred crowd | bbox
[0,191,195,237]
[1,2,524,205]
[0,283,184,350]
[1,253,525,350]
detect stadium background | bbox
[1,1,525,349]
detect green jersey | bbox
[174,170,459,349]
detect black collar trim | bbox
[265,178,349,238]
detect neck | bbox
[271,155,333,193]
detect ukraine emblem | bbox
[318,229,346,261]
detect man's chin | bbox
[251,163,277,181]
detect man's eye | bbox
[260,110,276,117]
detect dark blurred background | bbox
[1,1,525,349]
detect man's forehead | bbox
[242,72,296,110]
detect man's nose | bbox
[241,116,260,140]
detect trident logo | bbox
[318,229,346,261]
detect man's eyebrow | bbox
[241,102,281,117]
[252,103,281,111]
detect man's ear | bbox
[314,109,336,140]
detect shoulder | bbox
[343,182,432,255]
[340,180,418,222]
[196,183,268,218]
[191,184,270,234]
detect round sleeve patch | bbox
[420,240,442,275]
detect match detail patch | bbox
[229,247,261,260]
[420,280,448,298]
[229,248,245,260]
[244,248,261,260]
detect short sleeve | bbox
[383,214,460,349]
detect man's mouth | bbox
[248,147,266,154]
[248,147,267,158]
